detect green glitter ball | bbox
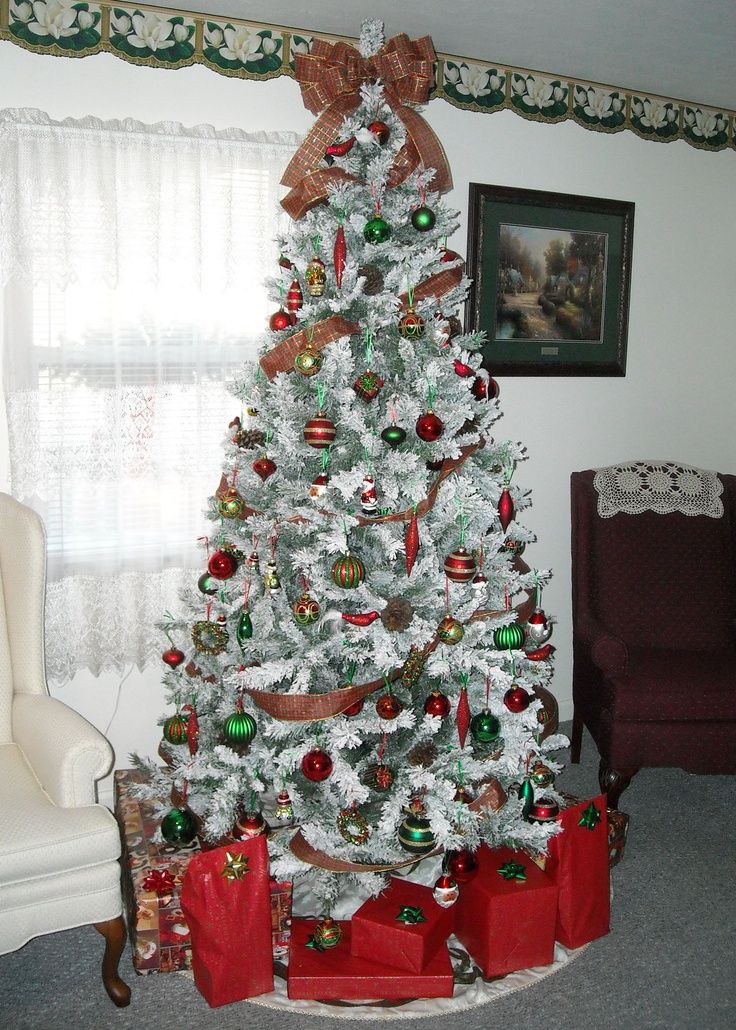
[363,216,391,244]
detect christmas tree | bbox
[146,20,567,909]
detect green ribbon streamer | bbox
[364,328,374,365]
[316,382,327,410]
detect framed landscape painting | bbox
[466,184,634,375]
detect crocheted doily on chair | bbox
[593,460,723,519]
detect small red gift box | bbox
[454,845,558,977]
[287,919,454,1000]
[543,794,610,949]
[351,878,455,973]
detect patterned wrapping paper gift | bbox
[114,769,292,974]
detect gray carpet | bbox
[1,724,734,1030]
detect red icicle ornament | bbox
[182,703,199,756]
[405,510,419,575]
[498,487,514,531]
[333,223,347,288]
[456,685,471,748]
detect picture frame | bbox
[466,183,634,376]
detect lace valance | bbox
[593,461,724,519]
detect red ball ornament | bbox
[342,697,364,717]
[208,549,237,580]
[162,647,185,669]
[424,689,451,718]
[443,547,477,583]
[269,308,293,332]
[398,307,425,340]
[416,409,444,442]
[498,488,514,530]
[471,375,489,400]
[447,848,479,883]
[301,748,333,782]
[287,279,303,313]
[367,119,390,144]
[252,455,276,481]
[504,684,532,713]
[376,692,402,720]
[304,411,337,449]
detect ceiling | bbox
[176,0,736,111]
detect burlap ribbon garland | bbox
[258,315,359,380]
[281,32,452,220]
[398,265,464,309]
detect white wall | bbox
[2,44,735,803]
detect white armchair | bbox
[0,493,130,1006]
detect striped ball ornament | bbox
[443,547,477,583]
[162,714,188,745]
[303,411,337,449]
[493,623,526,650]
[331,553,366,589]
[223,710,257,747]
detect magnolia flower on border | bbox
[220,26,264,63]
[128,12,174,52]
[524,76,555,110]
[686,109,724,139]
[444,64,460,86]
[77,9,94,30]
[173,23,189,44]
[578,86,614,121]
[10,1,33,23]
[291,38,310,58]
[28,0,78,39]
[456,65,492,99]
[110,10,131,35]
[204,24,224,48]
[634,98,671,130]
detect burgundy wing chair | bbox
[570,461,736,807]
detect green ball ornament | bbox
[470,708,501,744]
[223,710,257,747]
[197,573,218,595]
[161,806,197,847]
[363,215,391,244]
[162,714,188,745]
[411,205,436,232]
[332,553,366,589]
[381,424,407,448]
[493,623,526,650]
[398,802,437,855]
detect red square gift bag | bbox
[180,837,274,1006]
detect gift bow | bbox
[578,801,602,830]
[142,869,176,895]
[294,35,436,115]
[395,904,427,924]
[497,860,527,881]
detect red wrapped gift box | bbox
[454,845,558,978]
[351,878,455,973]
[543,794,610,949]
[287,919,454,1000]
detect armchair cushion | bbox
[0,742,120,886]
[590,634,629,677]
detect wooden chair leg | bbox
[94,915,131,1007]
[598,761,638,809]
[570,708,584,763]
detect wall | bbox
[2,43,735,804]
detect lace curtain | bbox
[0,108,299,683]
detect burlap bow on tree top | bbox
[281,33,452,220]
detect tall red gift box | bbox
[287,919,454,1000]
[543,794,610,949]
[180,838,274,1006]
[351,878,455,973]
[454,845,558,977]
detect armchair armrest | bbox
[590,633,629,677]
[12,694,113,808]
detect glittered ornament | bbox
[433,873,459,908]
[274,789,294,823]
[305,256,326,297]
[235,810,268,839]
[504,684,531,712]
[236,608,253,648]
[437,614,464,645]
[293,592,320,625]
[191,620,228,655]
[208,549,237,580]
[269,308,293,332]
[197,572,218,595]
[309,471,329,499]
[456,685,471,748]
[353,369,384,402]
[498,488,514,530]
[263,561,281,592]
[162,714,188,745]
[401,646,427,688]
[223,710,257,747]
[310,917,342,950]
[334,224,347,287]
[416,409,444,442]
[286,278,303,313]
[303,411,336,449]
[342,611,380,627]
[441,246,462,264]
[367,119,390,144]
[411,205,436,232]
[381,424,407,448]
[526,643,554,662]
[493,623,526,650]
[161,807,197,847]
[376,692,402,720]
[398,800,436,855]
[337,807,370,845]
[342,697,364,717]
[162,646,185,669]
[453,358,474,378]
[398,307,425,340]
[447,848,478,883]
[325,136,356,160]
[424,689,451,718]
[363,763,394,791]
[405,510,420,575]
[526,607,552,646]
[332,553,366,589]
[301,748,333,782]
[363,215,391,244]
[252,455,277,482]
[218,487,247,519]
[470,708,501,745]
[294,345,324,377]
[531,761,555,789]
[360,475,378,515]
[443,547,477,583]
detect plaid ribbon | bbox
[290,827,442,872]
[281,94,361,189]
[399,266,464,310]
[281,167,357,221]
[245,667,399,722]
[258,315,358,380]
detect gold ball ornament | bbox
[437,614,465,645]
[294,344,324,377]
